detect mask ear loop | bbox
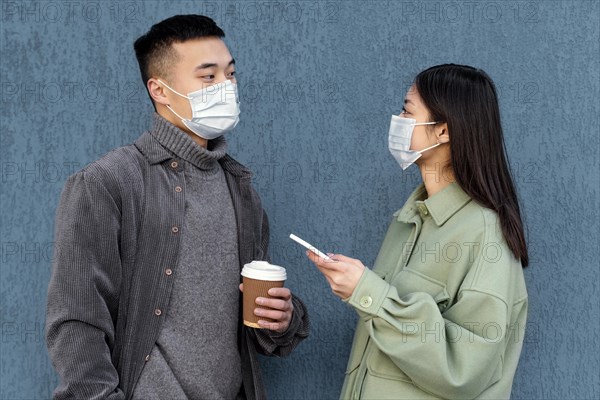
[417,141,442,154]
[166,104,188,122]
[412,121,439,126]
[414,121,444,154]
[157,79,190,122]
[157,79,190,99]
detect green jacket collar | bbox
[395,183,471,226]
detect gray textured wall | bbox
[1,0,599,399]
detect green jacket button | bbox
[359,296,373,308]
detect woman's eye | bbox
[227,71,236,77]
[202,75,215,80]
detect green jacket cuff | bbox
[346,268,391,319]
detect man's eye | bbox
[202,75,215,80]
[401,107,408,114]
[227,71,236,77]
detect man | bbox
[45,14,309,400]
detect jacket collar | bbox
[394,184,427,223]
[394,182,471,226]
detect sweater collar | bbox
[149,113,226,171]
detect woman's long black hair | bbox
[415,64,528,267]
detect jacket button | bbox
[154,308,162,316]
[165,268,173,276]
[144,354,150,362]
[170,161,179,169]
[171,226,179,233]
[359,296,373,308]
[175,186,182,193]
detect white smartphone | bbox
[289,233,332,261]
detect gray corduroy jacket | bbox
[45,117,310,400]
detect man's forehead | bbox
[172,38,232,64]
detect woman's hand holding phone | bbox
[306,251,366,300]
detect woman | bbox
[307,64,528,399]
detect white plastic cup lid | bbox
[241,261,287,281]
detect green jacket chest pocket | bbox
[391,268,451,313]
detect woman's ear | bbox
[436,122,450,144]
[147,78,170,106]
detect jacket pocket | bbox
[366,348,412,382]
[392,268,451,312]
[361,349,438,399]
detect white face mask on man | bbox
[159,79,240,140]
[388,115,441,170]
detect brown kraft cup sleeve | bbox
[242,276,285,328]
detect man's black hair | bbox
[133,14,225,89]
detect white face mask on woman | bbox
[159,79,240,140]
[388,115,441,170]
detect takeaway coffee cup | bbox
[241,261,287,328]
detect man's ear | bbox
[436,122,450,144]
[147,78,169,106]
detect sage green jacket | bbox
[340,183,527,399]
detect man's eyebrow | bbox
[195,63,217,70]
[194,59,235,71]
